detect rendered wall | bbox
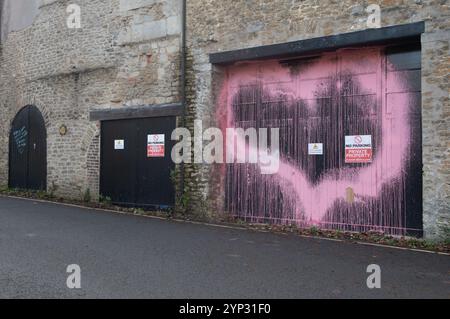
[0,0,40,43]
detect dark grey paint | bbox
[89,103,183,122]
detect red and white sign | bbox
[345,135,372,163]
[147,134,165,157]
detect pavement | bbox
[0,195,448,299]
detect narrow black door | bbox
[136,116,176,208]
[100,117,175,208]
[9,105,47,191]
[100,119,138,205]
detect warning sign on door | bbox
[345,135,372,163]
[308,143,323,155]
[114,139,124,150]
[147,134,165,157]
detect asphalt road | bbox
[0,195,448,299]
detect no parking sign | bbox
[147,134,165,157]
[345,135,372,163]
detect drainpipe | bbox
[0,0,3,44]
[179,0,187,198]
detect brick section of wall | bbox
[185,0,449,239]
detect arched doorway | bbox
[9,105,47,191]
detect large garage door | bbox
[224,43,422,236]
[100,116,176,208]
[9,105,47,191]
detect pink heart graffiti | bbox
[218,48,416,234]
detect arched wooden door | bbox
[9,105,47,191]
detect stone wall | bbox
[0,0,182,199]
[185,0,449,239]
[0,0,448,240]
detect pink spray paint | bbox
[217,47,420,235]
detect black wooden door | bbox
[135,117,176,207]
[100,119,138,205]
[100,117,175,208]
[9,105,47,191]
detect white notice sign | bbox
[114,139,124,150]
[308,143,323,155]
